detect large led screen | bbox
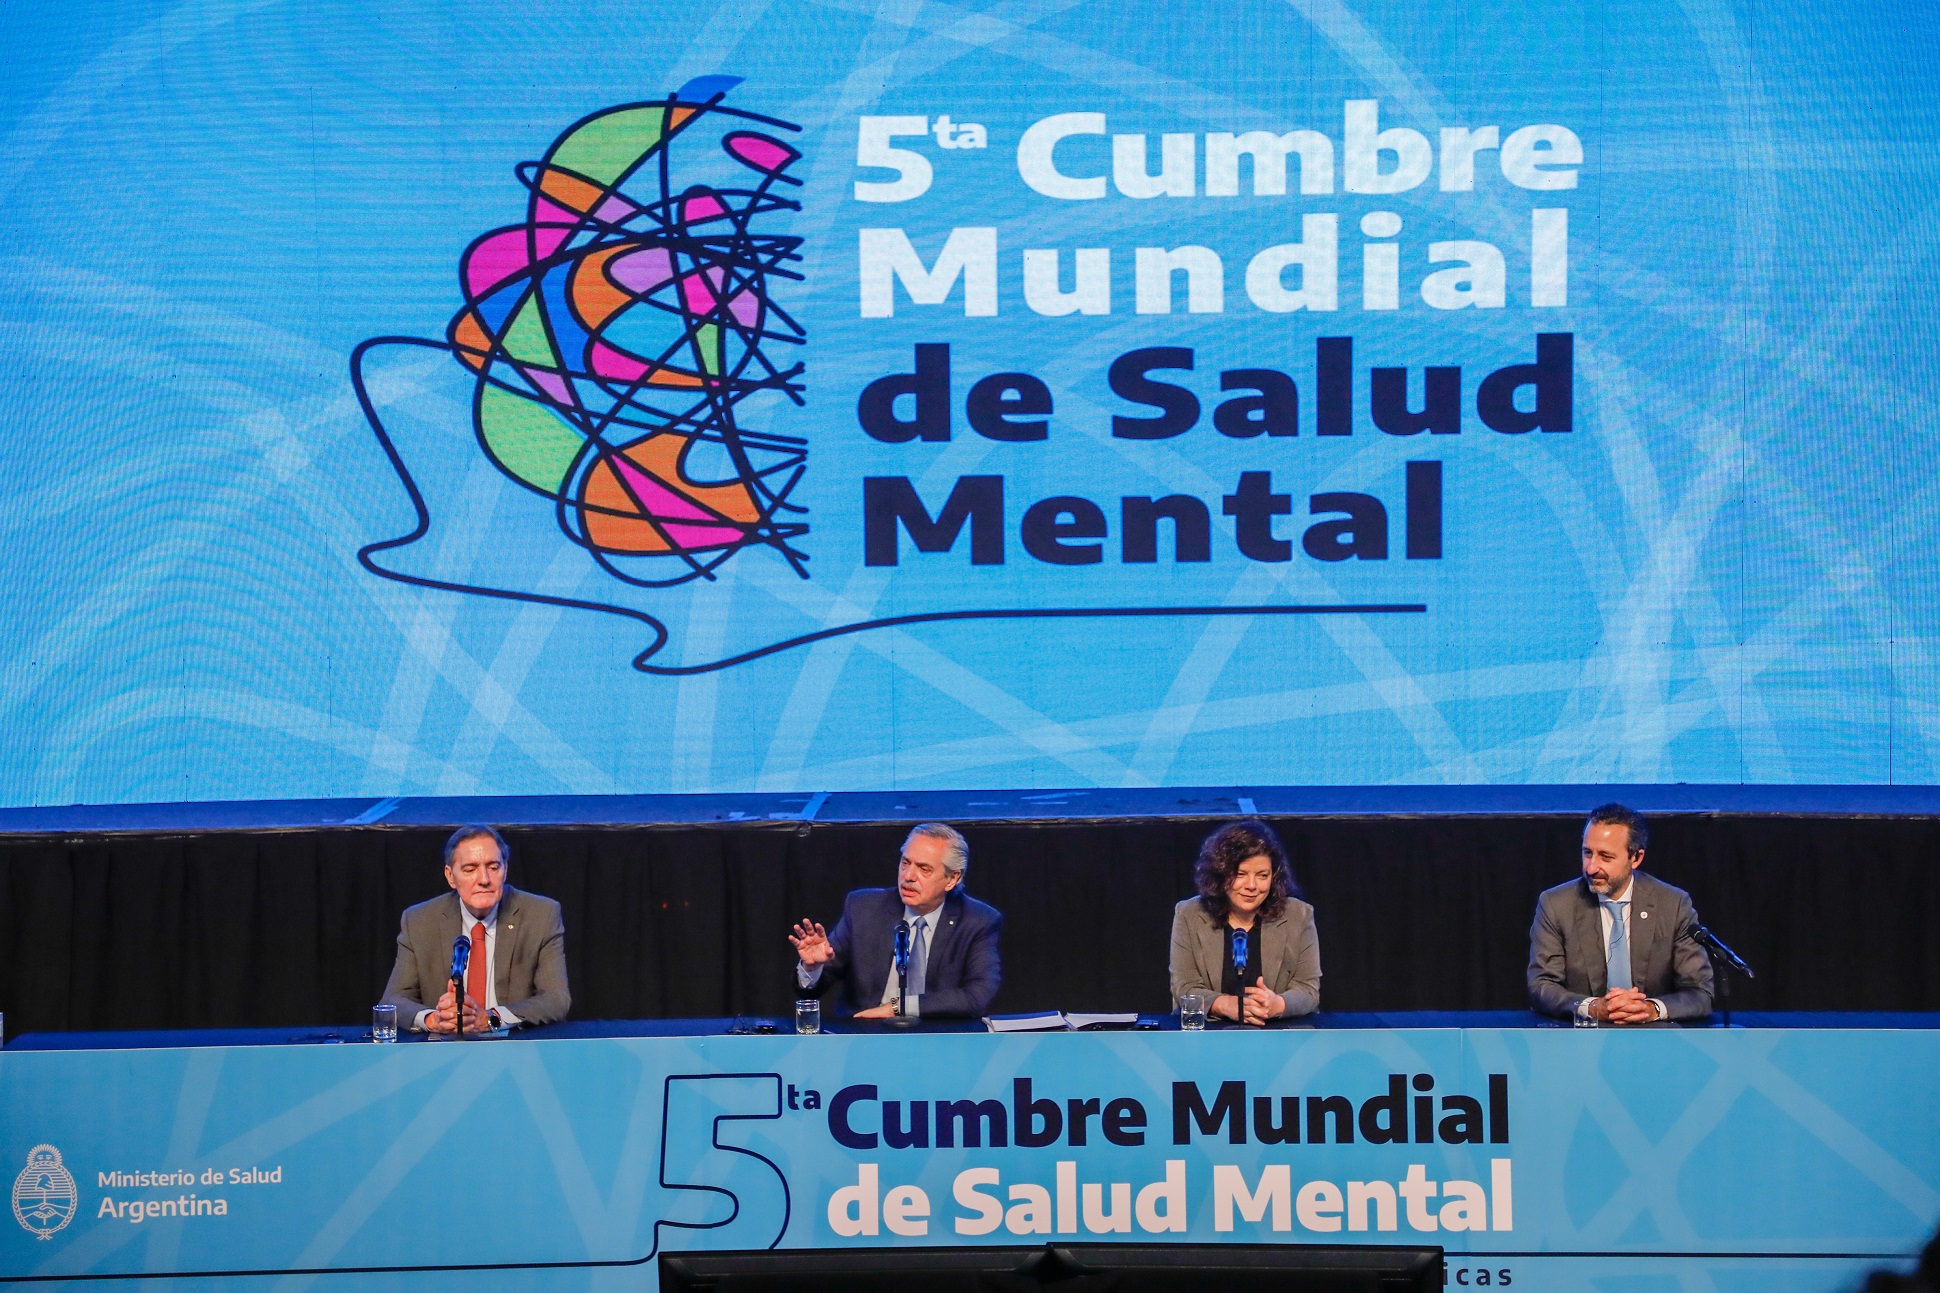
[1,0,1936,804]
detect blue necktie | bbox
[1606,900,1632,991]
[906,918,928,997]
[886,922,909,1006]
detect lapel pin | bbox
[1639,911,1649,919]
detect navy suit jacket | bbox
[803,887,1003,1019]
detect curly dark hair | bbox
[1194,818,1300,923]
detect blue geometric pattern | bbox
[0,0,1938,802]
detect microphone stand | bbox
[449,934,472,1042]
[1233,929,1249,1027]
[1692,925,1754,1027]
[891,922,912,1028]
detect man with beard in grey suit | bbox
[381,825,571,1032]
[1528,803,1713,1023]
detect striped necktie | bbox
[1606,900,1632,991]
[907,917,928,997]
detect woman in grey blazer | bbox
[1169,819,1320,1023]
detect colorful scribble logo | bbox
[353,77,1420,675]
[354,75,808,671]
[11,1144,77,1239]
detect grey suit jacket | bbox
[1169,896,1321,1018]
[380,886,571,1027]
[1527,872,1713,1020]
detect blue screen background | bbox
[1,0,1936,805]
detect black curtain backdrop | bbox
[1,814,1937,1035]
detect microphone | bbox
[1691,925,1754,978]
[1233,929,1250,986]
[450,934,470,987]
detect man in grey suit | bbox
[381,826,571,1032]
[1528,803,1713,1023]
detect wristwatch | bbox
[487,1008,503,1031]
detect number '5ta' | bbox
[857,116,989,202]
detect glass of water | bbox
[1179,992,1209,1031]
[795,999,821,1035]
[372,1004,398,1043]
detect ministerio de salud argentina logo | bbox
[12,1145,78,1239]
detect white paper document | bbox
[982,1012,1070,1032]
[983,1011,1141,1032]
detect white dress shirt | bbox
[415,900,521,1031]
[1575,876,1667,1021]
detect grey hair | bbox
[905,822,969,876]
[444,824,511,870]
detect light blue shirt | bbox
[1574,876,1667,1021]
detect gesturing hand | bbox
[790,919,833,967]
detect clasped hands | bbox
[422,985,489,1033]
[1584,986,1659,1024]
[1215,979,1287,1026]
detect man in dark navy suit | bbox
[789,822,1003,1019]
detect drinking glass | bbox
[1179,992,1209,1031]
[795,999,821,1035]
[372,1004,398,1043]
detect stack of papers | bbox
[984,1012,1067,1032]
[983,1012,1141,1032]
